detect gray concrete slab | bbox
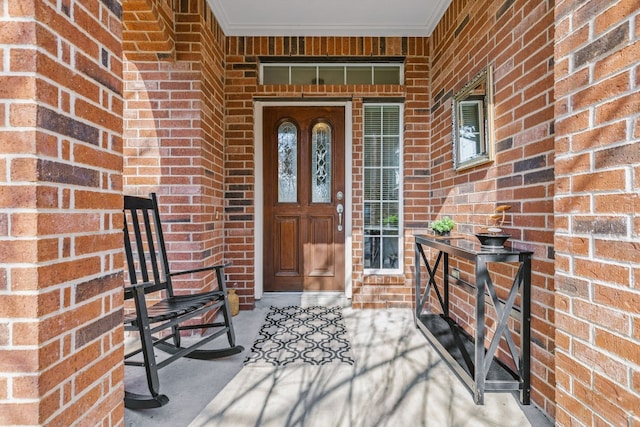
[125,294,552,427]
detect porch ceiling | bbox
[207,0,452,37]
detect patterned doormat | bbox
[244,306,355,367]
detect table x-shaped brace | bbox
[478,257,525,379]
[416,243,446,314]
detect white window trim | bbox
[260,63,405,85]
[254,101,353,300]
[363,102,404,276]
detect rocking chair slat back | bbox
[124,194,169,295]
[122,193,243,409]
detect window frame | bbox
[260,63,404,85]
[363,102,404,275]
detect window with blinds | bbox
[457,99,485,163]
[363,104,402,271]
[261,63,403,85]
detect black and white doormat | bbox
[244,306,355,367]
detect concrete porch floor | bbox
[124,293,552,427]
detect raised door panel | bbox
[274,216,301,277]
[307,215,334,277]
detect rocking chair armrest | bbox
[168,262,232,278]
[123,280,157,300]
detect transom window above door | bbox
[261,63,403,85]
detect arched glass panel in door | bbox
[311,122,332,203]
[278,121,298,203]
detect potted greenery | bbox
[430,216,455,236]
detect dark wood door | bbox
[263,106,345,292]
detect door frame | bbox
[254,100,353,300]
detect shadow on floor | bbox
[124,293,551,427]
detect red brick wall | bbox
[123,0,227,296]
[123,0,175,59]
[429,0,556,415]
[0,0,124,425]
[554,1,640,425]
[5,0,633,425]
[223,36,430,309]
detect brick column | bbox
[554,1,640,425]
[0,1,124,425]
[123,2,228,299]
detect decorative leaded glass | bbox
[311,123,331,203]
[278,122,297,203]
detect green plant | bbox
[382,214,399,226]
[430,216,455,233]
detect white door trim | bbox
[253,100,353,300]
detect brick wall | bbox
[123,0,227,297]
[428,0,556,415]
[554,0,640,425]
[0,0,124,425]
[4,0,631,424]
[223,36,430,309]
[123,0,175,59]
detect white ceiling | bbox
[207,0,452,37]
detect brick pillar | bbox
[123,2,228,300]
[0,1,124,425]
[554,1,640,425]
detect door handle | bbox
[336,203,344,232]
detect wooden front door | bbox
[263,106,345,292]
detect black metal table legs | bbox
[414,235,532,405]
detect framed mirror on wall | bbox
[452,66,494,170]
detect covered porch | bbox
[1,0,638,426]
[124,294,551,426]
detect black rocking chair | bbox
[123,193,243,409]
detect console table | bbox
[414,235,532,405]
